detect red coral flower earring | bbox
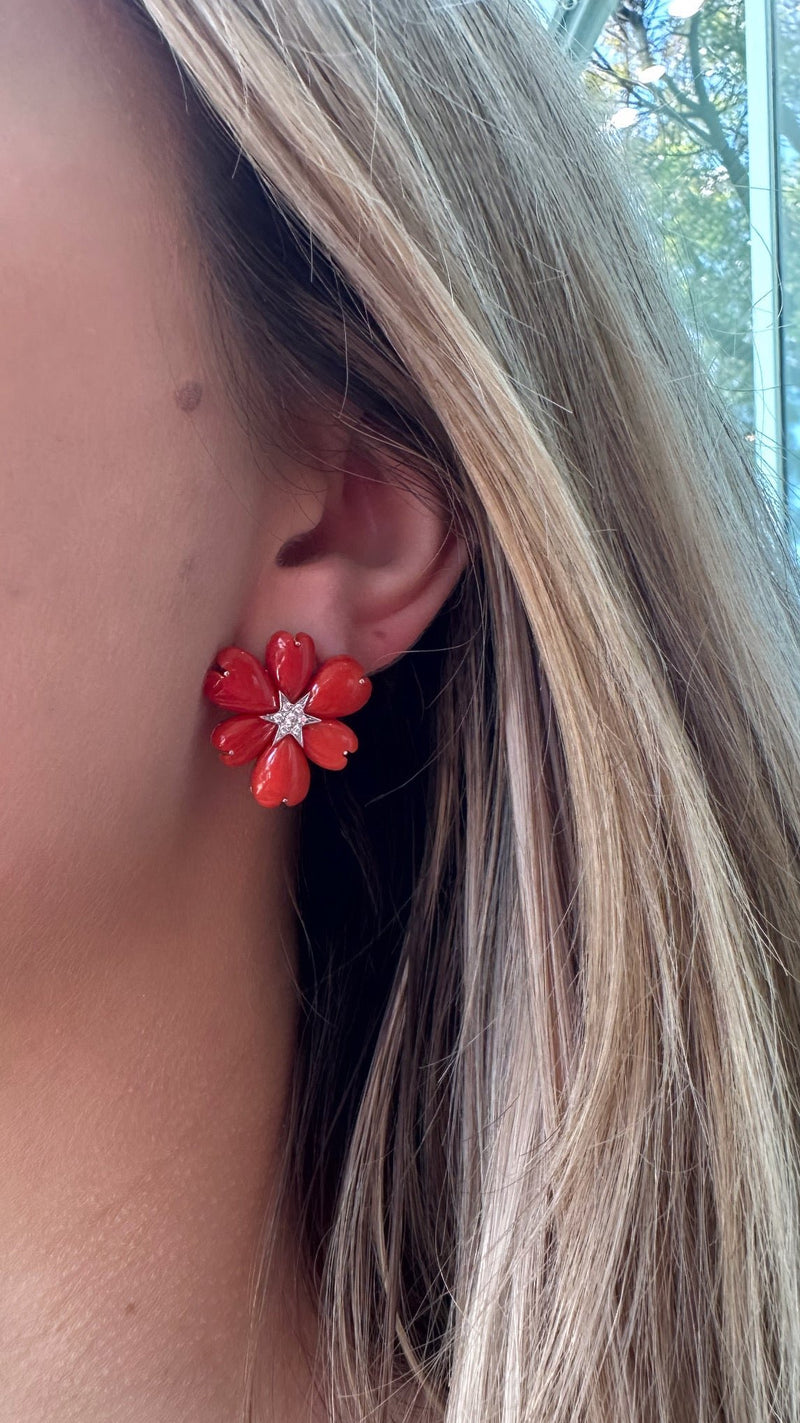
[203,630,373,808]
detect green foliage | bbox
[579,0,799,543]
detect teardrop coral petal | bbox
[304,657,372,718]
[210,714,276,767]
[203,646,278,714]
[302,719,358,771]
[251,735,311,807]
[265,631,317,702]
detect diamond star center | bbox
[263,690,322,747]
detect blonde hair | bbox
[124,2,800,1418]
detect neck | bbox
[0,770,321,1421]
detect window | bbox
[546,0,799,554]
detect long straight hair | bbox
[122,2,800,1418]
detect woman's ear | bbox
[236,395,471,674]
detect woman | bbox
[2,0,799,1418]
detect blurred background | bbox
[541,0,799,556]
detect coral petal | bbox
[210,714,275,767]
[302,719,358,771]
[203,646,278,713]
[265,631,317,702]
[251,736,311,807]
[304,657,372,718]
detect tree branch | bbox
[687,12,750,216]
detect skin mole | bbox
[174,379,203,413]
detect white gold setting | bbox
[262,690,321,747]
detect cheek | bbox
[0,222,253,900]
[0,456,238,889]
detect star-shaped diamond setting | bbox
[262,690,322,747]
